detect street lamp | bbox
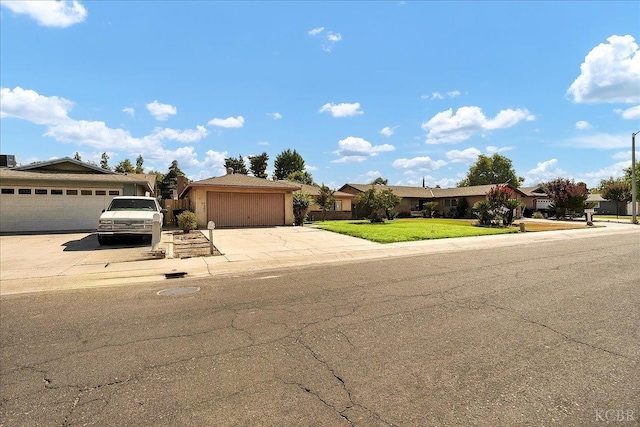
[633,131,639,224]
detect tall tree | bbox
[114,159,135,173]
[315,184,336,221]
[287,170,314,185]
[248,152,269,179]
[73,152,82,161]
[100,152,111,171]
[600,177,631,218]
[273,149,305,180]
[135,155,144,174]
[623,163,640,200]
[542,178,589,218]
[370,177,388,185]
[224,155,248,175]
[458,154,523,187]
[160,160,188,199]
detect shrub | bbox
[422,201,438,218]
[473,200,492,226]
[396,211,412,218]
[455,197,469,218]
[293,192,312,225]
[533,211,544,219]
[177,210,198,233]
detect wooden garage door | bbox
[206,192,284,227]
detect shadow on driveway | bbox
[62,234,150,252]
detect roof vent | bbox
[0,155,16,168]
[226,167,234,175]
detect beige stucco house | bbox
[295,183,355,220]
[180,172,301,228]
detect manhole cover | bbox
[157,287,200,297]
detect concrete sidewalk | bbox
[1,221,638,295]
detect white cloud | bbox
[364,170,382,179]
[379,126,397,137]
[1,86,73,125]
[327,32,342,42]
[575,120,591,130]
[392,156,447,170]
[308,27,324,36]
[305,165,318,171]
[567,34,640,104]
[257,141,270,146]
[146,100,177,121]
[485,145,514,154]
[267,112,282,120]
[614,105,640,120]
[122,107,135,117]
[319,102,363,118]
[422,106,535,144]
[421,91,461,100]
[148,125,208,143]
[565,132,630,149]
[445,147,482,164]
[1,0,87,28]
[332,136,395,163]
[207,115,245,128]
[612,150,640,160]
[447,91,461,98]
[523,158,567,185]
[577,161,631,187]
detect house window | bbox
[334,200,342,211]
[81,190,92,196]
[18,189,31,195]
[66,190,78,195]
[95,190,107,196]
[1,188,15,194]
[108,190,120,196]
[444,199,458,207]
[35,189,48,195]
[51,189,63,195]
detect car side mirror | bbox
[160,209,168,214]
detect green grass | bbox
[314,218,517,243]
[593,215,632,221]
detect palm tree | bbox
[504,199,523,225]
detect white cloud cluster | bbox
[392,156,447,170]
[332,136,394,163]
[307,26,342,52]
[146,101,177,121]
[485,145,514,154]
[267,112,282,120]
[422,106,535,144]
[567,34,640,104]
[122,107,135,117]
[422,90,461,100]
[319,102,363,118]
[523,158,567,185]
[614,105,640,120]
[0,87,210,169]
[1,0,87,28]
[565,132,630,149]
[207,116,245,128]
[445,148,482,164]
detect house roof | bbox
[14,157,116,174]
[587,193,608,202]
[296,183,356,198]
[340,183,526,199]
[340,183,434,198]
[0,168,154,190]
[181,173,302,197]
[520,186,548,197]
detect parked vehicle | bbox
[97,196,166,245]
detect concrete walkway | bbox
[1,220,638,295]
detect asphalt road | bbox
[1,233,638,426]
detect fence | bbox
[160,199,193,227]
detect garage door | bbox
[206,192,284,227]
[0,188,118,232]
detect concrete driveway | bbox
[0,233,157,281]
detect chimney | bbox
[177,175,186,195]
[226,167,234,175]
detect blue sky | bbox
[1,1,639,189]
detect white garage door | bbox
[206,192,285,227]
[0,187,120,232]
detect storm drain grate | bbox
[157,286,200,297]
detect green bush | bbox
[177,210,198,233]
[293,192,312,225]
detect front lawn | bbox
[314,218,517,243]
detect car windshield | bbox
[108,199,157,211]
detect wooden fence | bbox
[160,199,193,227]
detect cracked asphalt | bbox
[1,233,638,426]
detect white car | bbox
[97,196,166,245]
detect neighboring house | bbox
[0,157,154,233]
[339,183,526,217]
[295,183,355,220]
[180,170,301,228]
[587,193,630,215]
[519,186,552,212]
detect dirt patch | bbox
[173,231,221,258]
[517,222,591,232]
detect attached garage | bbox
[181,171,300,228]
[0,158,154,233]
